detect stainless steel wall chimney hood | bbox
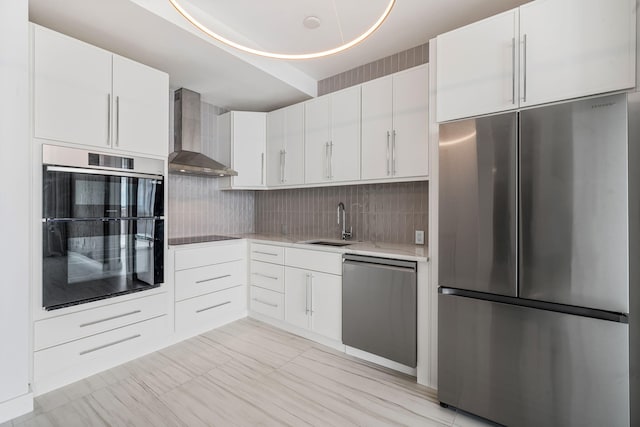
[169,88,237,177]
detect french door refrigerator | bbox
[438,92,639,427]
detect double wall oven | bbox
[42,145,165,310]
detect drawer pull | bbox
[79,310,142,328]
[252,298,278,308]
[253,251,278,257]
[196,301,231,313]
[253,272,278,281]
[196,274,231,284]
[79,334,141,356]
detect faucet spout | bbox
[337,202,352,240]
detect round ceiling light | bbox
[303,16,321,30]
[168,0,396,60]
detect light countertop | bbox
[170,233,428,262]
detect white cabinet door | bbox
[392,65,429,178]
[283,103,305,185]
[310,271,342,342]
[266,108,285,186]
[112,55,168,156]
[229,111,266,188]
[361,75,393,180]
[33,25,112,148]
[436,9,518,122]
[284,267,311,330]
[519,0,636,107]
[304,96,331,184]
[330,86,361,182]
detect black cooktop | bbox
[168,235,241,245]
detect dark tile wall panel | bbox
[254,182,428,244]
[317,43,429,96]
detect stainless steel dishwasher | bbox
[342,254,417,367]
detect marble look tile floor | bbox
[3,318,495,427]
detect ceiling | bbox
[29,0,530,112]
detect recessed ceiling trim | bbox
[168,0,396,60]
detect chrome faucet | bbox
[337,202,353,240]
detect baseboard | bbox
[0,392,33,424]
[345,346,417,377]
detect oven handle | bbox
[43,217,164,223]
[45,165,163,181]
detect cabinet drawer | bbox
[175,242,243,271]
[175,260,243,302]
[250,261,284,292]
[34,315,167,382]
[250,286,284,320]
[34,292,167,351]
[286,248,342,275]
[175,286,246,334]
[250,243,285,264]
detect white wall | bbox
[0,0,32,421]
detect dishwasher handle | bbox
[343,255,417,272]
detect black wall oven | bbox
[42,145,165,310]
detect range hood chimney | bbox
[169,88,237,177]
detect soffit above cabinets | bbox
[29,0,531,111]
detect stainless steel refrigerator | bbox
[438,92,639,427]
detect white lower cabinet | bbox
[250,286,285,320]
[173,241,247,338]
[285,267,342,342]
[175,286,245,334]
[34,312,168,392]
[284,248,342,342]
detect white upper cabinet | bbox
[305,85,361,184]
[111,55,168,156]
[362,64,429,180]
[362,75,393,180]
[34,25,112,149]
[393,65,429,178]
[218,111,266,188]
[266,103,304,186]
[436,10,518,122]
[33,25,169,157]
[436,0,636,122]
[519,0,636,107]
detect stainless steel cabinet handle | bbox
[115,96,120,146]
[195,274,231,284]
[511,37,516,105]
[283,150,287,183]
[253,250,278,256]
[325,142,330,178]
[80,310,141,328]
[309,273,314,315]
[386,131,391,176]
[523,33,527,103]
[261,153,264,185]
[79,334,141,355]
[329,141,333,179]
[253,272,279,280]
[106,94,111,146]
[305,273,310,314]
[252,298,278,308]
[392,130,397,175]
[196,301,231,313]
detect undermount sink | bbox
[300,240,353,247]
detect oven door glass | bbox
[43,168,164,219]
[42,218,164,310]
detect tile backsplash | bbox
[168,100,255,238]
[254,182,428,244]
